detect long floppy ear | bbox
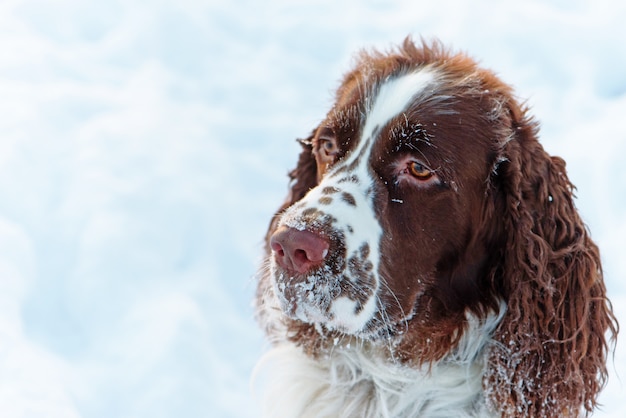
[484,103,618,417]
[266,130,319,242]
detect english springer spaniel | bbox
[254,39,617,418]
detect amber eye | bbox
[408,161,433,180]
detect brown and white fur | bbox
[254,39,617,418]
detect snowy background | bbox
[0,0,624,417]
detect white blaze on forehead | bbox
[346,68,438,167]
[329,67,440,263]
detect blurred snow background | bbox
[0,0,624,417]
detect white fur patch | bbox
[329,295,378,332]
[253,309,504,418]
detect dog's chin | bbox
[270,263,411,339]
[280,297,328,325]
[276,294,409,344]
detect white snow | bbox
[0,0,624,417]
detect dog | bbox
[254,38,617,417]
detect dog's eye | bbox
[313,133,339,181]
[320,137,338,156]
[408,161,434,180]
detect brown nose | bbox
[270,226,329,274]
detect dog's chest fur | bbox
[255,312,502,418]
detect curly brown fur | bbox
[483,100,618,416]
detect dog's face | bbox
[269,64,508,339]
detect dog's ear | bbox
[484,100,618,417]
[287,132,320,205]
[265,130,319,244]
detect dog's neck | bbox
[254,311,503,418]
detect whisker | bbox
[378,275,409,334]
[374,294,397,360]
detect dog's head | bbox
[267,41,511,341]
